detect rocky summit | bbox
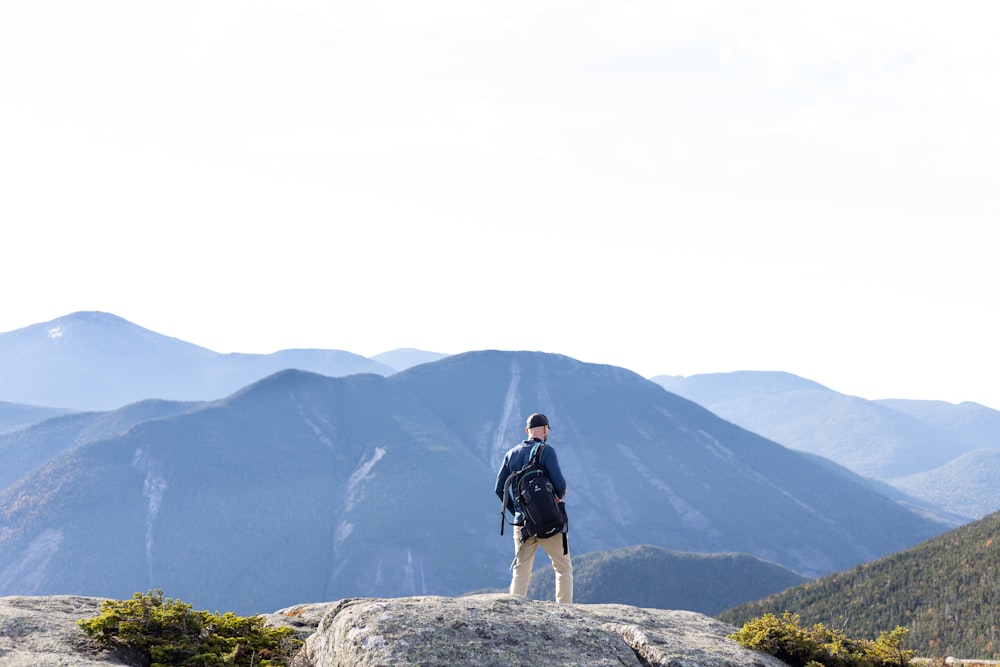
[0,595,123,666]
[2,593,788,667]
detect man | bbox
[494,412,573,604]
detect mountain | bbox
[889,449,1000,520]
[0,399,201,492]
[717,508,1000,660]
[0,312,394,411]
[0,402,74,435]
[652,371,977,479]
[652,371,1000,519]
[370,348,450,371]
[0,351,949,614]
[876,398,1000,451]
[654,371,831,403]
[799,451,970,527]
[527,544,807,615]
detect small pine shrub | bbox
[728,612,914,667]
[77,590,301,667]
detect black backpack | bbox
[500,442,567,540]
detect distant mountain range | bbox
[718,508,1000,660]
[4,315,995,522]
[0,399,201,491]
[0,312,444,411]
[653,372,1000,520]
[370,348,450,371]
[0,402,73,435]
[0,350,949,615]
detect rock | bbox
[1,594,788,667]
[262,601,344,639]
[0,595,126,666]
[298,593,789,667]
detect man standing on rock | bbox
[495,412,573,604]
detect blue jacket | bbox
[494,438,567,525]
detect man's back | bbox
[495,439,566,521]
[494,413,574,604]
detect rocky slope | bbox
[0,595,125,666]
[1,594,788,667]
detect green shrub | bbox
[77,590,300,667]
[728,612,914,667]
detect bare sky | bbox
[3,1,998,409]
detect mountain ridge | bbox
[652,371,1000,519]
[0,312,399,410]
[718,507,1000,659]
[527,544,808,614]
[0,352,949,614]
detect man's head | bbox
[525,413,550,441]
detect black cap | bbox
[526,413,550,429]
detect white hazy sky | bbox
[2,2,999,409]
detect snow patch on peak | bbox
[47,326,63,340]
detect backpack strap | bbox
[534,443,567,552]
[500,467,520,536]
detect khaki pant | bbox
[510,528,573,604]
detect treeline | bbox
[718,510,1000,659]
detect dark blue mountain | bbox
[0,399,200,492]
[527,544,808,615]
[0,352,949,614]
